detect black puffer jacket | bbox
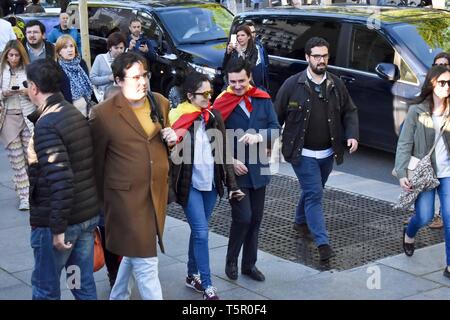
[28,93,99,234]
[171,109,239,208]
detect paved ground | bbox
[1,146,450,300]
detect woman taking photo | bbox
[222,24,257,74]
[56,35,92,117]
[395,65,450,278]
[0,40,36,210]
[90,32,126,102]
[169,72,244,300]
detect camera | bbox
[11,86,20,90]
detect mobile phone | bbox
[11,86,19,90]
[230,34,237,46]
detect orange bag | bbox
[93,227,105,272]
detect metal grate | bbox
[167,174,444,271]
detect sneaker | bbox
[429,215,443,229]
[18,199,29,211]
[203,286,219,300]
[443,267,450,279]
[185,274,203,293]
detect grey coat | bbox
[394,102,450,179]
[90,53,113,94]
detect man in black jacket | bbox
[23,20,55,62]
[26,59,99,300]
[275,37,359,262]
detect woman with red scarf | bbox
[169,72,244,300]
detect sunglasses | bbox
[314,84,324,99]
[192,90,213,99]
[437,80,450,88]
[433,63,449,67]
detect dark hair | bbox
[25,20,46,34]
[111,52,147,81]
[234,24,255,50]
[410,65,450,112]
[129,18,141,26]
[0,7,3,18]
[26,59,63,94]
[226,59,252,78]
[245,21,255,28]
[106,32,126,50]
[433,52,450,66]
[181,72,210,102]
[6,16,17,27]
[32,0,40,4]
[305,37,330,56]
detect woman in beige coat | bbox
[0,40,35,210]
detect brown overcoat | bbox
[89,91,170,257]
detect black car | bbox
[232,5,450,152]
[66,0,234,104]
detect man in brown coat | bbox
[89,52,177,300]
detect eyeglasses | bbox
[437,80,450,88]
[123,72,150,81]
[310,54,329,61]
[433,63,449,67]
[192,90,213,99]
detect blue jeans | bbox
[406,177,450,266]
[30,215,99,300]
[292,155,334,246]
[183,186,217,289]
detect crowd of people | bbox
[1,7,450,300]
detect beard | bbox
[310,62,327,75]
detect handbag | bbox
[395,126,445,210]
[93,227,105,272]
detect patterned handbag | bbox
[395,126,444,210]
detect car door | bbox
[335,23,399,152]
[251,16,342,97]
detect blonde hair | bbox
[0,40,30,71]
[55,35,79,59]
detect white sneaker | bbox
[19,199,29,211]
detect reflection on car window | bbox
[349,25,394,73]
[157,5,232,44]
[399,58,418,84]
[255,18,340,65]
[88,7,135,38]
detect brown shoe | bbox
[429,215,443,229]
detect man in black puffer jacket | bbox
[26,59,99,300]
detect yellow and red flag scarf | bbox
[169,101,213,143]
[213,85,271,121]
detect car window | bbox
[157,5,232,44]
[349,25,395,73]
[137,11,159,40]
[67,5,135,37]
[253,18,340,65]
[399,57,418,84]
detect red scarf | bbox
[170,102,213,142]
[213,86,271,121]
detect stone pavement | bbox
[1,146,450,300]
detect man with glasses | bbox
[89,52,177,300]
[275,37,359,262]
[23,20,55,62]
[246,21,269,91]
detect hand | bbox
[233,158,248,176]
[139,43,148,53]
[19,88,28,96]
[229,189,245,201]
[2,90,17,97]
[53,233,72,251]
[238,133,263,145]
[129,39,136,50]
[161,127,177,146]
[347,138,358,154]
[399,177,412,192]
[226,42,235,54]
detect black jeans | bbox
[226,186,266,270]
[98,225,120,279]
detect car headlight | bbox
[188,63,219,80]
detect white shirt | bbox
[306,68,327,85]
[432,114,450,178]
[0,20,16,53]
[192,118,214,191]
